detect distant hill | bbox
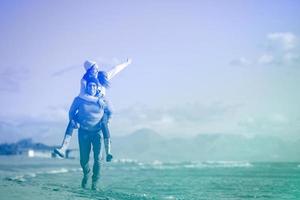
[0,138,54,155]
[1,129,299,162]
[112,129,300,162]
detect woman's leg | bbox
[101,113,113,162]
[54,121,75,158]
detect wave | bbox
[39,167,82,175]
[44,168,69,174]
[4,160,254,183]
[200,161,253,168]
[4,172,38,182]
[163,195,176,200]
[5,175,26,182]
[149,160,253,169]
[113,158,140,164]
[26,172,37,177]
[112,159,253,170]
[4,167,81,183]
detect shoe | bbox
[54,148,65,158]
[91,182,98,191]
[54,133,72,158]
[106,154,113,162]
[81,176,88,189]
[104,138,113,162]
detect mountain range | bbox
[1,128,299,162]
[112,129,300,162]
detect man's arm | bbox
[79,93,99,103]
[106,58,132,80]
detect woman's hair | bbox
[97,71,110,88]
[82,67,96,81]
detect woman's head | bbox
[83,60,99,78]
[86,77,100,96]
[97,71,110,88]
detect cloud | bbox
[269,113,289,124]
[1,102,298,144]
[267,32,298,51]
[0,66,30,92]
[260,32,299,66]
[51,57,125,77]
[257,54,274,65]
[111,102,240,137]
[229,57,251,66]
[282,52,300,64]
[51,64,80,77]
[230,32,299,67]
[38,105,69,122]
[0,105,70,144]
[0,118,66,144]
[238,113,299,136]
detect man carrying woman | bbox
[54,58,132,162]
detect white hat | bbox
[84,60,99,71]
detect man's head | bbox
[86,77,100,96]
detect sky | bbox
[0,0,300,144]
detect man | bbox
[68,77,106,190]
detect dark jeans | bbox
[78,128,102,183]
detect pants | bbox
[78,128,102,183]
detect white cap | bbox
[84,60,99,71]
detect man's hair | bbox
[86,77,100,87]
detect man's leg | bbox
[78,129,91,189]
[91,131,102,190]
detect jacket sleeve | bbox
[106,61,130,80]
[79,78,87,96]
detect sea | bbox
[0,156,299,200]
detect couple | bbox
[54,58,132,190]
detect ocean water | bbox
[0,156,299,200]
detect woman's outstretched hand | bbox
[126,58,132,65]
